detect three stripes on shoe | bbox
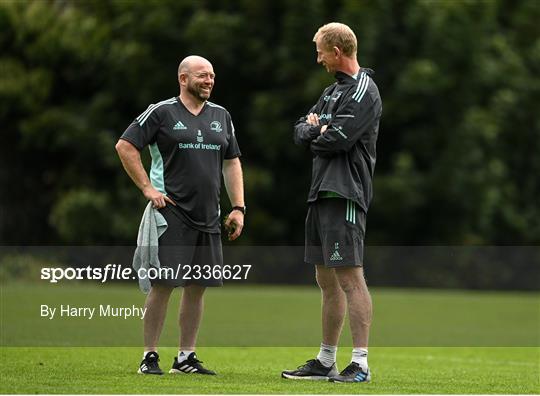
[174,361,199,373]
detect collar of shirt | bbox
[334,68,375,84]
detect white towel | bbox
[132,202,168,294]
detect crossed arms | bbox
[293,92,379,157]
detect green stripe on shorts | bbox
[347,199,356,224]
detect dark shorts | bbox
[151,205,223,288]
[305,198,366,267]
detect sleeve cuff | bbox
[119,136,143,151]
[310,125,322,138]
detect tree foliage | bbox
[1,0,538,246]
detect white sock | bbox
[178,350,194,363]
[143,350,156,359]
[352,348,368,370]
[316,343,337,368]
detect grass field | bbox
[2,283,539,347]
[1,283,539,393]
[0,347,538,394]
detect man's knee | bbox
[338,279,361,294]
[182,285,206,299]
[335,267,366,294]
[315,266,341,294]
[318,281,342,296]
[150,284,174,297]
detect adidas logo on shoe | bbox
[329,362,371,383]
[169,352,216,375]
[138,351,163,375]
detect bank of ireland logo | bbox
[210,121,222,133]
[173,120,187,130]
[197,129,204,143]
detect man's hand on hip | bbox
[225,210,244,241]
[143,186,176,209]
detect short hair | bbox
[313,22,357,57]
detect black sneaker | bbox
[281,359,338,380]
[169,352,216,375]
[138,351,164,375]
[330,362,371,383]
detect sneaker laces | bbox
[146,354,159,368]
[298,359,318,370]
[340,362,361,376]
[188,356,205,368]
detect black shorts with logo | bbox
[152,205,223,287]
[305,198,366,267]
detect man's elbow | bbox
[115,139,125,153]
[115,139,135,156]
[311,144,346,158]
[293,132,311,147]
[312,150,335,158]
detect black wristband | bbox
[232,206,246,215]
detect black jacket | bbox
[294,69,382,214]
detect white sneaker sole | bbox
[331,379,371,383]
[169,368,210,374]
[330,374,371,383]
[281,373,330,381]
[137,368,163,375]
